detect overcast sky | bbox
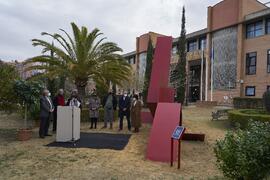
[0,0,268,61]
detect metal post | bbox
[178,140,181,169]
[210,39,214,101]
[200,47,204,101]
[205,54,208,101]
[171,138,174,167]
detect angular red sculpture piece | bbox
[146,103,181,162]
[147,36,173,116]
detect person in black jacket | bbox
[102,89,117,129]
[118,91,131,131]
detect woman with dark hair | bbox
[131,94,142,133]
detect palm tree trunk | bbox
[76,85,86,98]
[24,105,27,129]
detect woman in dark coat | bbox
[131,94,142,133]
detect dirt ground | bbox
[0,106,230,180]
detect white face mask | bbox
[133,98,136,101]
[124,93,127,97]
[48,93,51,97]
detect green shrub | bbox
[214,121,270,179]
[81,108,118,122]
[263,91,270,113]
[233,97,263,109]
[228,109,270,129]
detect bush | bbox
[233,97,263,109]
[228,109,270,129]
[214,121,270,179]
[263,91,270,113]
[81,108,118,122]
[0,61,20,112]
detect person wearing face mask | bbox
[102,89,117,129]
[131,94,142,133]
[118,90,131,131]
[66,89,82,109]
[39,89,54,138]
[52,89,65,132]
[89,89,100,129]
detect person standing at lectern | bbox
[102,89,117,129]
[118,90,131,131]
[89,89,100,129]
[39,89,54,138]
[131,94,142,133]
[66,89,82,109]
[52,89,65,132]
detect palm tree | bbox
[25,22,131,97]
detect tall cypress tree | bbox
[142,38,154,103]
[171,6,187,104]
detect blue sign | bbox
[172,126,185,140]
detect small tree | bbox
[171,6,187,104]
[263,91,270,113]
[214,121,270,179]
[142,38,154,103]
[0,61,19,112]
[14,80,43,128]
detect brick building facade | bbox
[123,0,270,104]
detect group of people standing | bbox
[39,89,82,138]
[89,89,142,133]
[39,88,142,139]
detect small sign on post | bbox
[171,126,185,169]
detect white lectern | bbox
[56,106,80,142]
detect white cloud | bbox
[0,0,268,61]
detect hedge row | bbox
[228,109,270,129]
[81,108,118,122]
[233,97,263,109]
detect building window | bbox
[246,21,263,38]
[172,45,177,55]
[187,40,197,52]
[266,19,270,34]
[128,57,135,64]
[268,50,270,73]
[245,86,256,96]
[199,37,206,50]
[267,86,270,91]
[246,52,257,75]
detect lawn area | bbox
[0,107,230,179]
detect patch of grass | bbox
[0,150,27,169]
[0,128,17,143]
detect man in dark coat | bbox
[39,89,54,138]
[52,89,65,132]
[102,89,117,129]
[118,91,131,131]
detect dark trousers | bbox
[39,115,50,137]
[53,110,57,132]
[90,117,98,128]
[119,110,131,130]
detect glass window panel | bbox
[246,21,263,38]
[246,86,256,96]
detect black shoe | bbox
[90,127,93,129]
[101,126,107,129]
[118,128,122,131]
[45,134,52,136]
[39,136,45,139]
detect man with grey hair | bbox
[39,89,54,138]
[53,89,65,132]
